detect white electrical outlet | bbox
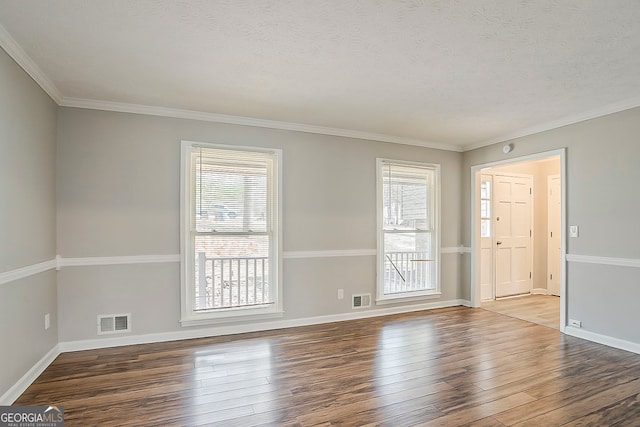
[44,313,50,330]
[337,289,344,300]
[569,225,579,238]
[568,319,582,328]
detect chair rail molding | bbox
[0,259,57,286]
[565,254,640,268]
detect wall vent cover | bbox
[97,313,131,335]
[352,293,372,309]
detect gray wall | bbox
[5,35,640,397]
[56,108,463,342]
[463,107,640,344]
[0,48,58,398]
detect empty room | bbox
[1,1,640,426]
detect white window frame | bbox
[376,158,441,304]
[180,141,283,326]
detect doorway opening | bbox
[471,149,566,331]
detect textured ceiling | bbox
[1,0,640,150]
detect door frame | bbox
[547,174,561,296]
[479,173,494,301]
[470,149,567,332]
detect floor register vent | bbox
[97,313,131,335]
[352,294,372,309]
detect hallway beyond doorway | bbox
[481,294,560,329]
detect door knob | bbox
[496,241,502,245]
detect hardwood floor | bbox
[481,294,560,329]
[16,307,640,426]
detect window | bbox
[377,159,440,302]
[181,142,282,325]
[480,179,491,238]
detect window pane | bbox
[185,144,279,319]
[378,160,439,301]
[481,180,491,199]
[382,164,431,230]
[194,151,269,233]
[481,219,491,238]
[480,200,490,218]
[383,232,435,294]
[194,235,270,310]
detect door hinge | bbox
[530,188,532,195]
[530,229,532,237]
[550,231,553,238]
[530,272,532,279]
[550,273,553,280]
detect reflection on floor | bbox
[481,294,560,329]
[18,306,640,425]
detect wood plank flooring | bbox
[482,294,560,330]
[16,306,640,426]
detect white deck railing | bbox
[195,253,269,310]
[384,251,435,294]
[195,250,432,308]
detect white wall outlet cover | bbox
[569,225,579,237]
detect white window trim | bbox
[376,158,441,304]
[180,140,283,326]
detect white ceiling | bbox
[1,1,640,151]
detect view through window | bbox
[378,160,440,301]
[182,142,281,323]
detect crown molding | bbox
[0,24,62,104]
[462,96,640,152]
[0,22,459,152]
[3,20,639,153]
[59,96,463,152]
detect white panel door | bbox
[547,175,561,296]
[480,174,494,300]
[494,174,533,298]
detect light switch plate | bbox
[569,225,579,238]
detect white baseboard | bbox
[59,299,470,352]
[564,326,640,355]
[0,345,60,405]
[532,288,548,295]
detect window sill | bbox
[376,292,442,306]
[180,307,284,327]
